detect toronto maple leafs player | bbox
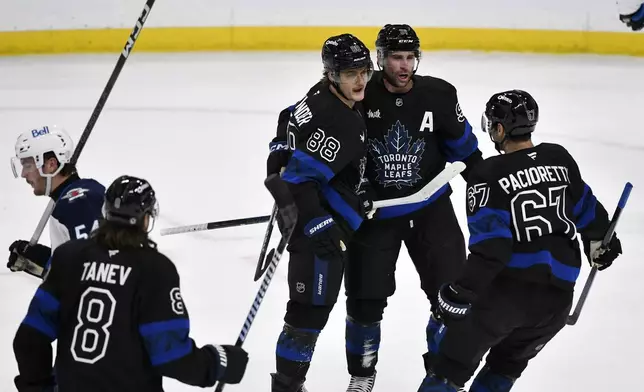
[342,24,483,390]
[8,126,105,279]
[417,90,623,392]
[618,0,644,30]
[13,175,249,391]
[268,34,373,392]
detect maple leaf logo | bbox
[368,121,425,189]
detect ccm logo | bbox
[31,127,50,137]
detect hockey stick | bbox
[12,0,156,273]
[566,182,633,326]
[214,174,297,392]
[253,204,277,281]
[251,161,466,282]
[372,161,466,209]
[159,215,271,236]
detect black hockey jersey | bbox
[362,72,481,219]
[281,81,369,233]
[457,143,610,295]
[13,240,223,392]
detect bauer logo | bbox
[304,216,334,237]
[31,126,50,138]
[368,121,425,189]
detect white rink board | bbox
[0,0,630,33]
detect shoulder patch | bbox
[61,187,90,202]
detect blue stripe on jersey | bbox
[282,150,335,185]
[22,288,60,340]
[507,251,580,282]
[375,184,449,219]
[467,207,513,246]
[139,319,193,366]
[442,121,479,162]
[572,184,597,230]
[321,186,363,231]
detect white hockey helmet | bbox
[11,125,74,189]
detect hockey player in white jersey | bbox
[7,126,105,279]
[618,0,644,30]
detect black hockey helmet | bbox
[375,24,421,67]
[103,175,158,228]
[322,33,373,76]
[482,90,539,138]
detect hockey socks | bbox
[275,324,319,385]
[345,317,381,377]
[427,313,445,354]
[417,373,460,392]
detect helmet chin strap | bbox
[38,163,65,197]
[45,176,53,197]
[329,75,352,102]
[491,132,508,154]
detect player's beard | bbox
[384,69,412,89]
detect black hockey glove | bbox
[266,106,294,176]
[583,233,622,271]
[14,375,56,392]
[620,4,644,31]
[304,216,347,261]
[266,142,290,177]
[436,283,476,321]
[206,344,249,385]
[8,240,51,278]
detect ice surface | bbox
[0,50,642,391]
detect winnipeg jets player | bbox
[7,126,105,279]
[618,0,644,30]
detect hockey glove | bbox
[304,216,347,261]
[13,375,56,392]
[584,233,622,271]
[267,142,290,177]
[266,106,294,176]
[436,283,475,321]
[620,4,644,31]
[207,344,249,385]
[8,240,51,278]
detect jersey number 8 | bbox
[71,287,117,364]
[306,128,341,162]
